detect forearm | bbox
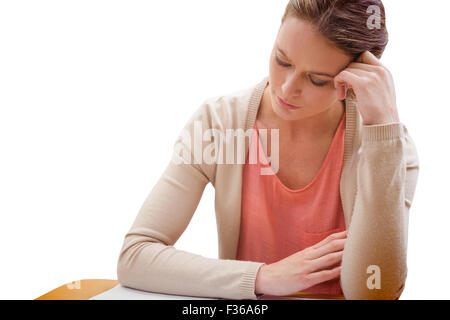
[117,240,265,300]
[340,123,411,300]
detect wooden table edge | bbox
[34,279,345,300]
[34,279,119,300]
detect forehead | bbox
[277,17,352,73]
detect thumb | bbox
[335,83,348,100]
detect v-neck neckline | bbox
[252,112,346,193]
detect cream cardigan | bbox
[116,76,420,300]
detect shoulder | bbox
[175,79,262,144]
[170,81,260,184]
[196,81,258,131]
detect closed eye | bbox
[275,56,330,87]
[308,76,329,87]
[275,56,291,67]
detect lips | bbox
[277,96,301,110]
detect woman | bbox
[116,0,419,300]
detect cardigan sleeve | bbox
[116,101,265,300]
[340,122,420,300]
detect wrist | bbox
[255,264,267,296]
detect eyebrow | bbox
[277,47,337,78]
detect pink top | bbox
[236,113,347,296]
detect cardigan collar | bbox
[244,76,362,162]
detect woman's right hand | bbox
[255,230,347,296]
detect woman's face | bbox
[268,17,354,122]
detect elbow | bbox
[116,250,132,287]
[115,240,143,288]
[341,268,406,300]
[116,245,146,289]
[342,282,405,300]
[116,239,170,290]
[342,281,405,300]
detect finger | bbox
[347,61,381,72]
[356,50,383,67]
[335,83,347,101]
[305,265,342,287]
[309,238,346,260]
[305,250,343,274]
[347,62,390,82]
[342,67,371,78]
[334,70,363,91]
[311,230,347,250]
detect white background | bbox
[0,0,448,299]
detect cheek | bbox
[268,72,283,93]
[269,61,281,81]
[302,87,338,108]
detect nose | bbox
[281,73,302,98]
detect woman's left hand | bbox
[334,50,400,126]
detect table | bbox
[34,279,346,300]
[34,279,119,300]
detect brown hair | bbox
[281,0,389,59]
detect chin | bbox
[272,103,303,121]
